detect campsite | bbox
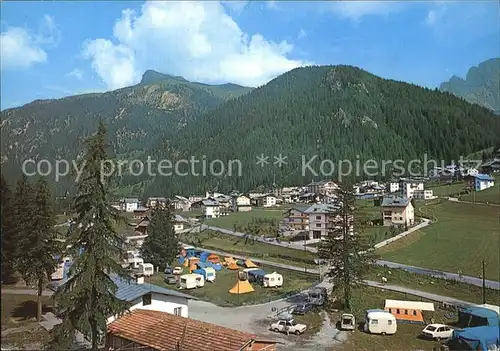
[149,246,318,307]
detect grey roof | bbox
[148,197,167,201]
[174,195,189,202]
[134,206,149,212]
[174,215,187,222]
[305,204,337,213]
[202,199,219,206]
[124,198,139,203]
[59,275,197,301]
[381,196,410,207]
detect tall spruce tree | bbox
[318,184,376,311]
[140,203,179,271]
[49,122,129,350]
[16,178,60,321]
[1,175,16,283]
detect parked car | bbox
[164,267,173,275]
[421,324,453,340]
[164,274,177,285]
[270,319,307,335]
[292,303,315,315]
[172,267,183,275]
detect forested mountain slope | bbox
[440,58,499,114]
[144,65,500,196]
[0,71,252,191]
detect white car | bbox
[421,324,453,340]
[270,319,307,335]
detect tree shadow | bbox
[11,300,54,321]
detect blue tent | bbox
[196,262,207,269]
[185,248,197,258]
[177,256,185,265]
[210,263,223,271]
[192,269,205,278]
[452,326,500,351]
[199,251,211,263]
[248,269,266,283]
[459,307,499,327]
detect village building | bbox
[173,215,188,233]
[122,198,140,212]
[147,197,168,208]
[250,194,277,208]
[481,158,500,173]
[133,206,149,220]
[135,216,150,235]
[305,203,338,239]
[231,195,252,212]
[282,206,310,233]
[171,195,192,212]
[202,199,221,218]
[106,309,277,351]
[381,196,415,227]
[412,189,436,200]
[399,180,424,199]
[306,180,338,196]
[468,174,495,191]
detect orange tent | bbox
[183,259,189,267]
[224,257,236,266]
[229,279,254,294]
[244,259,258,268]
[226,262,239,270]
[207,254,220,263]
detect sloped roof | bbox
[381,196,410,207]
[472,174,495,181]
[111,276,196,302]
[304,204,337,213]
[107,309,266,351]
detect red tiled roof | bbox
[107,309,261,351]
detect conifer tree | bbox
[318,184,376,311]
[1,175,16,283]
[140,203,179,271]
[16,178,60,321]
[49,122,129,350]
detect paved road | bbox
[448,197,500,207]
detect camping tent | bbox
[451,326,500,351]
[226,262,239,270]
[199,251,211,263]
[384,299,435,324]
[224,257,236,266]
[207,254,220,263]
[458,307,499,328]
[244,259,258,268]
[229,279,255,294]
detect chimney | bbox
[135,274,144,285]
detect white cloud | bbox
[1,27,47,70]
[330,1,404,21]
[82,1,307,90]
[0,14,60,71]
[424,2,447,26]
[297,29,307,40]
[67,68,84,80]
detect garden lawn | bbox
[150,266,317,307]
[331,286,448,351]
[377,201,500,280]
[181,230,318,268]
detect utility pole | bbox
[304,235,307,273]
[482,260,486,304]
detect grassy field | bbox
[331,286,447,351]
[181,230,318,268]
[150,266,317,307]
[427,181,467,197]
[1,294,54,331]
[203,208,286,229]
[367,266,499,305]
[378,200,500,280]
[460,184,500,204]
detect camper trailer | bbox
[192,267,216,282]
[124,251,144,269]
[139,263,154,277]
[246,269,266,284]
[263,272,283,288]
[364,309,397,335]
[51,257,71,280]
[179,273,205,289]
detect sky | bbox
[1,1,498,109]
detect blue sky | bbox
[1,1,498,109]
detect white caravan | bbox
[138,263,154,277]
[263,272,283,288]
[179,273,205,289]
[364,309,397,335]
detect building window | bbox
[142,293,152,306]
[413,311,417,316]
[315,224,321,228]
[316,216,321,220]
[174,307,182,316]
[404,310,408,315]
[396,309,400,314]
